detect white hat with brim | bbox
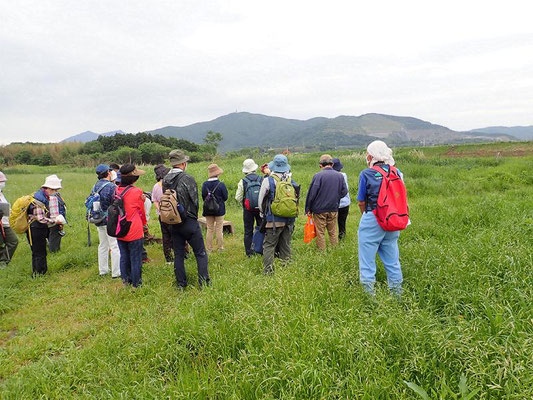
[242,159,259,174]
[42,174,62,190]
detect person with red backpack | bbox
[357,140,409,295]
[235,159,263,256]
[114,164,146,288]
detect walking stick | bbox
[87,217,92,247]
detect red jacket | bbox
[116,185,146,242]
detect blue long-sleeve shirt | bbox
[93,179,116,226]
[305,167,348,214]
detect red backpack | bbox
[372,165,409,231]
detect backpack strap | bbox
[209,181,222,195]
[118,185,134,198]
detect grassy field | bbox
[0,142,532,399]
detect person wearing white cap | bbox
[0,172,19,268]
[356,140,404,295]
[235,159,263,256]
[28,174,65,276]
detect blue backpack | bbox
[243,174,262,211]
[85,181,112,224]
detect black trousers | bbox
[48,225,62,253]
[243,209,262,256]
[159,216,174,262]
[338,206,350,240]
[171,217,209,288]
[28,222,49,276]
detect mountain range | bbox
[61,113,522,150]
[468,126,533,141]
[61,130,125,143]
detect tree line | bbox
[0,132,224,167]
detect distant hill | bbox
[148,112,514,150]
[469,126,533,141]
[61,113,523,150]
[62,130,124,143]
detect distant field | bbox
[0,142,532,398]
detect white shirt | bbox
[0,191,10,226]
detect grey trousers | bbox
[263,223,294,274]
[0,226,18,265]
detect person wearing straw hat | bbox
[28,175,65,276]
[0,172,18,269]
[163,149,210,289]
[235,159,263,256]
[115,164,147,288]
[357,140,404,295]
[202,163,228,252]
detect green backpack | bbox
[269,175,298,218]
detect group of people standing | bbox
[0,140,406,295]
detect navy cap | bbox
[96,164,111,174]
[115,171,121,183]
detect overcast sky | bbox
[1,0,532,144]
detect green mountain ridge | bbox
[60,112,519,150]
[148,112,512,150]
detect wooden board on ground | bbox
[197,217,235,234]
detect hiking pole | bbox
[87,215,92,247]
[0,220,10,262]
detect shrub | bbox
[14,150,33,164]
[138,142,171,164]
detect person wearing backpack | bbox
[305,155,348,251]
[0,172,18,269]
[27,175,65,276]
[332,158,351,240]
[48,191,67,253]
[235,159,263,256]
[202,164,228,252]
[152,164,174,264]
[114,164,146,288]
[258,154,300,274]
[163,149,210,289]
[357,140,407,295]
[89,164,121,278]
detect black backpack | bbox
[243,174,262,211]
[203,181,221,215]
[107,186,133,238]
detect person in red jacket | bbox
[116,164,146,288]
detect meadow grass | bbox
[0,143,532,399]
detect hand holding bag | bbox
[303,215,316,243]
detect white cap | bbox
[242,159,259,174]
[0,172,6,182]
[42,174,62,189]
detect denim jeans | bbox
[118,238,144,287]
[357,212,402,294]
[171,217,209,288]
[243,209,262,256]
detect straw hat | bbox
[208,163,223,178]
[42,174,62,189]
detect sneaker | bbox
[166,261,173,265]
[111,275,121,279]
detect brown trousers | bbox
[312,212,338,251]
[205,215,224,252]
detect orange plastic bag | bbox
[304,215,316,243]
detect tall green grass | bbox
[0,143,532,398]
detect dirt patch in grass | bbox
[0,328,17,347]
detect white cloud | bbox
[0,0,532,144]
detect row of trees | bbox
[0,131,224,167]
